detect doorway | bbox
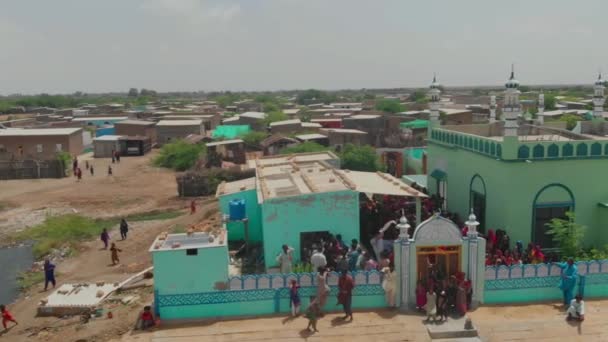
[299,231,331,262]
[471,191,486,233]
[416,245,461,282]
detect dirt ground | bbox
[0,151,181,239]
[110,300,608,342]
[0,152,222,342]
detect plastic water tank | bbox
[228,199,246,221]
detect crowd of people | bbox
[482,229,557,267]
[71,150,121,181]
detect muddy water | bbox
[0,245,34,304]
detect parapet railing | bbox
[228,270,383,291]
[429,128,503,159]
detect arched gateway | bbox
[393,213,486,310]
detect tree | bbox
[263,111,288,126]
[296,89,336,104]
[409,90,427,103]
[375,99,405,113]
[241,131,269,147]
[545,211,586,259]
[128,88,139,97]
[340,144,383,172]
[153,140,205,171]
[140,89,157,97]
[280,142,329,154]
[544,94,556,110]
[559,114,579,130]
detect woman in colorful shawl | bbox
[556,258,578,306]
[415,280,427,310]
[316,267,330,314]
[455,281,467,316]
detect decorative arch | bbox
[532,145,544,159]
[576,143,588,157]
[469,174,487,233]
[531,183,575,248]
[490,142,496,155]
[484,141,490,154]
[518,145,530,159]
[591,143,602,156]
[497,144,502,157]
[412,215,462,244]
[562,143,573,157]
[547,144,559,158]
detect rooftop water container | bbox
[228,199,246,221]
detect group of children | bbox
[416,271,472,323]
[484,229,548,267]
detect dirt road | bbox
[2,199,219,342]
[0,151,179,239]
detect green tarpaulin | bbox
[212,125,250,139]
[400,119,429,130]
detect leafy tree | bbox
[296,89,336,104]
[375,99,405,113]
[140,88,157,97]
[409,90,427,103]
[559,114,579,130]
[263,111,288,126]
[280,142,329,154]
[519,85,530,93]
[128,88,139,97]
[545,211,586,259]
[340,144,383,172]
[153,140,205,171]
[544,94,556,110]
[241,131,269,147]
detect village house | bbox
[0,127,83,159]
[319,128,369,148]
[114,120,157,144]
[156,120,203,145]
[206,139,246,165]
[259,134,299,155]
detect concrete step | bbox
[432,338,482,342]
[426,317,479,339]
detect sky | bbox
[1,0,607,94]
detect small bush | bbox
[154,140,205,171]
[280,141,329,154]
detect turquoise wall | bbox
[427,140,608,247]
[153,245,229,295]
[261,190,360,270]
[219,189,263,242]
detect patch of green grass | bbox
[13,214,115,259]
[125,210,183,222]
[171,224,187,233]
[16,271,45,291]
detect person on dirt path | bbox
[43,259,56,291]
[337,269,354,321]
[90,165,94,176]
[115,151,121,163]
[120,218,129,240]
[108,165,113,176]
[101,228,110,249]
[72,157,78,174]
[76,167,82,181]
[85,160,89,170]
[1,304,18,331]
[190,200,196,215]
[111,149,116,164]
[110,243,122,265]
[140,306,155,330]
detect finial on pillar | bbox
[465,209,479,238]
[397,210,410,239]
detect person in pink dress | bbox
[416,280,427,310]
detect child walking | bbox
[305,297,320,333]
[110,243,122,265]
[425,287,437,323]
[1,304,18,331]
[289,279,301,317]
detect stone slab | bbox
[426,317,479,339]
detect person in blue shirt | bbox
[556,258,578,306]
[43,259,56,291]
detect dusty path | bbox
[112,300,608,342]
[0,151,179,239]
[2,199,218,342]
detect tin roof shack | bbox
[206,139,246,165]
[150,231,229,320]
[319,128,369,148]
[0,128,83,160]
[342,114,383,146]
[260,134,299,155]
[269,119,302,134]
[239,112,267,131]
[120,136,152,156]
[440,108,473,125]
[156,120,203,146]
[114,120,157,145]
[311,118,342,129]
[156,113,221,132]
[294,133,329,146]
[93,135,122,158]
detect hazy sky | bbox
[1,0,606,94]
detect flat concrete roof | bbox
[321,128,367,134]
[93,135,124,141]
[247,151,337,168]
[336,170,427,198]
[150,231,226,252]
[348,114,381,119]
[302,122,322,128]
[206,139,244,147]
[283,109,301,114]
[216,177,256,197]
[240,112,266,119]
[43,283,119,308]
[72,116,127,121]
[156,120,202,126]
[0,128,81,136]
[269,119,301,127]
[115,120,156,126]
[295,133,328,140]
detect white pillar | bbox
[395,214,411,310]
[489,95,497,123]
[465,209,481,308]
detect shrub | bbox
[153,140,205,171]
[280,141,329,154]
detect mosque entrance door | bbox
[416,245,461,283]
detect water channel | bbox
[0,244,34,304]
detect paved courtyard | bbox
[115,299,608,342]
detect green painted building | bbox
[426,72,608,250]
